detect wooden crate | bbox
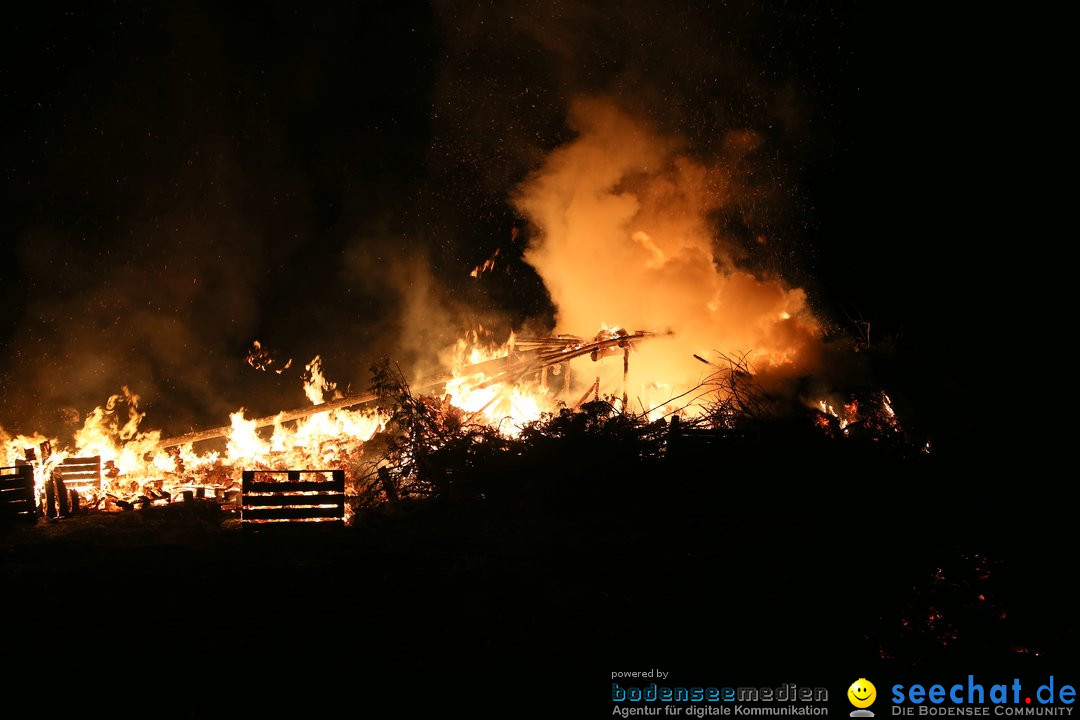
[0,464,37,524]
[241,470,346,526]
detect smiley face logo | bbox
[848,679,877,709]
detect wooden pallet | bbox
[58,456,102,494]
[241,470,346,527]
[41,455,103,517]
[0,464,37,524]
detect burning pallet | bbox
[0,464,37,525]
[241,470,346,527]
[59,456,102,494]
[51,455,102,516]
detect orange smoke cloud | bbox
[514,97,822,410]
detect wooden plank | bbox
[241,506,344,521]
[61,469,100,481]
[242,479,344,494]
[243,470,342,482]
[61,456,100,465]
[243,469,341,481]
[55,475,69,516]
[59,468,100,477]
[1,490,35,502]
[0,478,32,491]
[240,520,344,530]
[45,477,56,518]
[61,461,101,470]
[241,493,346,507]
[0,466,33,483]
[243,497,346,509]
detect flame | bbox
[816,398,857,432]
[246,339,293,374]
[813,391,905,439]
[303,356,337,405]
[2,363,383,514]
[443,333,550,433]
[470,247,501,278]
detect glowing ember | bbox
[246,340,293,375]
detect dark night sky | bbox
[0,2,1037,452]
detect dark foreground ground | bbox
[1,442,1075,716]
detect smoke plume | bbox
[514,97,822,408]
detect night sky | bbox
[1,2,1026,453]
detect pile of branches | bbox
[350,351,923,512]
[351,359,677,510]
[693,351,775,429]
[351,360,510,506]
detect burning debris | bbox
[0,98,919,528]
[2,327,683,519]
[245,340,293,375]
[1,316,923,527]
[469,227,522,278]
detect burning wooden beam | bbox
[154,390,383,449]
